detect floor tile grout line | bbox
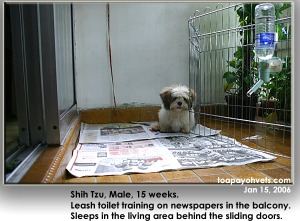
[219,167,238,179]
[130,173,167,183]
[272,162,290,170]
[190,170,205,183]
[257,171,281,182]
[193,167,231,177]
[248,162,290,173]
[247,164,276,171]
[160,172,169,183]
[127,175,133,183]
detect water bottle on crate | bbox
[255,3,276,60]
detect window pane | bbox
[54,4,75,115]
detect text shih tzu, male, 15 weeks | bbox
[151,85,196,134]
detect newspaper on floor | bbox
[67,140,181,177]
[78,123,220,143]
[67,133,276,177]
[158,135,276,169]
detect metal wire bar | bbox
[189,3,292,156]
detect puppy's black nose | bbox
[177,102,182,106]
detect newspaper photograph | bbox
[67,140,181,177]
[78,122,220,143]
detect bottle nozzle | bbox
[247,80,264,97]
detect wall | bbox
[73,2,230,109]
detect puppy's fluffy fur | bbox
[151,85,196,134]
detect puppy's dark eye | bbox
[171,97,177,102]
[183,98,188,103]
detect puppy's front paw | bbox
[150,122,160,131]
[180,127,190,134]
[160,125,172,133]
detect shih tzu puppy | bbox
[151,85,196,134]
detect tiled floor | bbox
[63,138,291,184]
[63,107,292,184]
[64,156,291,184]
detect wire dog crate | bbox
[188,3,292,157]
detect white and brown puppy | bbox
[151,85,196,133]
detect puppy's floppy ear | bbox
[189,89,196,102]
[188,89,196,108]
[160,87,173,110]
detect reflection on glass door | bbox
[5,3,77,183]
[54,4,76,116]
[4,3,20,164]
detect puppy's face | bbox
[160,85,195,111]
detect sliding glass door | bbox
[4,3,77,182]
